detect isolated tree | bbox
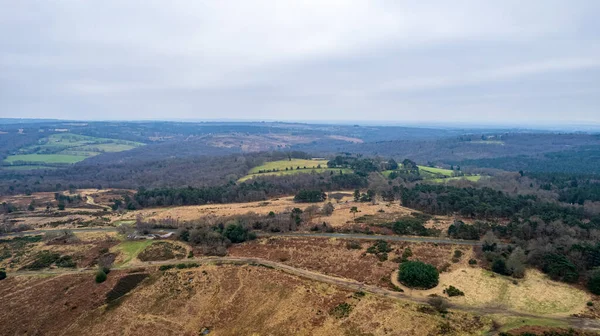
[95,270,107,283]
[427,296,449,313]
[353,189,360,202]
[506,247,527,278]
[350,206,358,219]
[321,202,335,216]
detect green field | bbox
[241,159,349,182]
[248,159,329,174]
[242,159,483,184]
[418,165,454,176]
[5,154,88,164]
[3,132,144,168]
[430,175,482,183]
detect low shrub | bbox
[443,285,464,297]
[346,241,361,250]
[427,296,449,313]
[468,259,477,265]
[95,270,107,283]
[330,302,353,318]
[0,269,6,280]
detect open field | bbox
[112,240,155,266]
[121,191,436,230]
[3,132,143,168]
[0,264,493,335]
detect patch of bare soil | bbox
[138,242,187,261]
[228,236,467,288]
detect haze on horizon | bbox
[1,1,599,124]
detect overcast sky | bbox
[1,1,599,125]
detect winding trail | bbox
[8,256,600,332]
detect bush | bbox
[492,258,509,276]
[330,302,353,318]
[587,301,594,307]
[468,258,477,265]
[587,270,600,295]
[398,261,439,289]
[223,223,255,244]
[346,241,361,250]
[427,296,449,313]
[95,270,107,283]
[443,285,465,297]
[0,270,6,280]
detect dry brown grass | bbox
[121,192,426,229]
[228,236,467,288]
[0,265,492,335]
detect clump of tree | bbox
[398,261,439,289]
[177,220,256,256]
[0,269,6,281]
[294,190,327,203]
[389,215,437,236]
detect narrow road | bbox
[9,256,600,332]
[2,227,480,246]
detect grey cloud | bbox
[0,0,599,124]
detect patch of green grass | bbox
[430,175,482,183]
[4,133,144,166]
[1,165,57,170]
[248,159,329,174]
[418,166,454,177]
[114,240,154,266]
[241,159,348,182]
[5,154,88,164]
[240,167,351,182]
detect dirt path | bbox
[2,228,481,246]
[8,256,600,332]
